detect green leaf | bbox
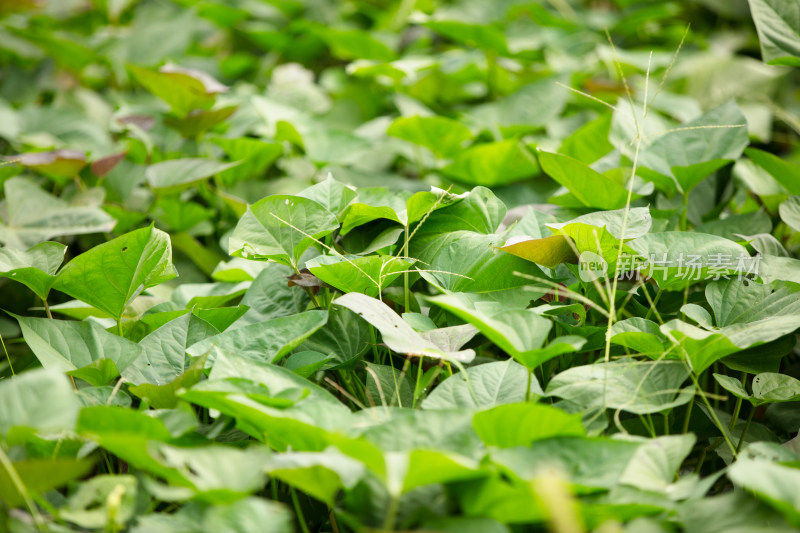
[125,313,218,386]
[538,151,631,210]
[296,175,358,218]
[696,210,773,241]
[53,226,177,320]
[723,372,800,406]
[359,409,481,455]
[659,313,800,375]
[11,149,87,181]
[180,354,349,451]
[186,310,329,364]
[315,27,395,61]
[658,280,800,374]
[753,373,800,403]
[637,101,749,193]
[415,187,505,235]
[443,140,539,187]
[334,293,475,363]
[618,434,696,493]
[467,77,569,133]
[545,359,693,414]
[207,351,342,406]
[365,361,414,407]
[76,406,184,484]
[14,315,142,373]
[268,449,365,505]
[627,232,753,290]
[747,0,800,66]
[297,305,370,367]
[425,20,507,54]
[0,457,95,508]
[387,115,472,158]
[129,64,226,117]
[238,263,309,324]
[212,137,283,186]
[339,188,460,234]
[423,360,539,410]
[706,279,800,327]
[0,177,116,249]
[127,354,209,409]
[228,195,338,269]
[128,497,293,533]
[306,254,413,297]
[426,293,584,369]
[411,231,545,293]
[146,158,240,192]
[163,106,238,137]
[59,475,138,530]
[392,449,484,494]
[202,498,295,533]
[779,196,800,232]
[0,369,81,441]
[610,318,671,358]
[67,359,121,387]
[151,198,213,234]
[284,351,332,378]
[151,443,272,502]
[490,437,642,490]
[728,458,800,526]
[745,148,800,194]
[498,234,576,269]
[559,113,614,164]
[0,241,66,299]
[473,403,585,448]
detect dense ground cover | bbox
[1,0,800,531]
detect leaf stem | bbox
[290,488,311,533]
[382,494,400,531]
[736,406,755,453]
[403,225,410,312]
[728,372,747,431]
[412,355,424,409]
[0,331,14,376]
[679,191,689,231]
[681,398,694,435]
[688,372,737,457]
[526,368,533,402]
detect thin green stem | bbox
[679,191,690,231]
[403,225,410,312]
[412,355,424,409]
[728,372,747,431]
[688,372,737,457]
[526,368,533,402]
[695,437,723,474]
[639,414,656,438]
[369,326,381,365]
[0,331,13,376]
[382,494,400,531]
[736,407,755,453]
[642,288,663,324]
[42,298,53,320]
[291,488,311,533]
[304,286,321,308]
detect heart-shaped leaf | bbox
[53,226,177,321]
